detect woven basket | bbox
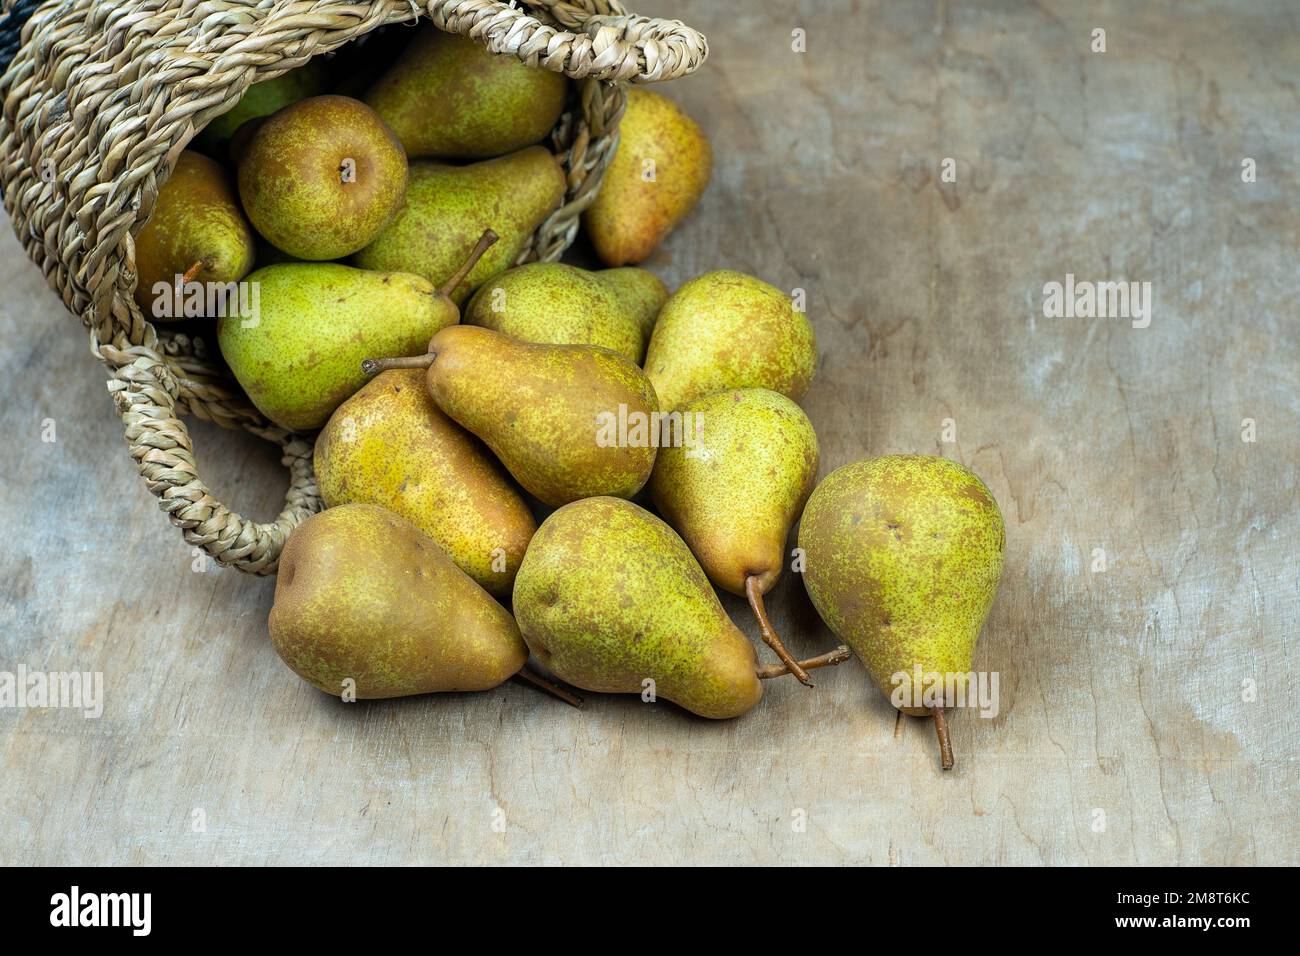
[0,0,707,575]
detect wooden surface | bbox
[2,0,1296,865]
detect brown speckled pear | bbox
[583,88,712,266]
[370,325,659,506]
[354,148,566,304]
[514,498,848,719]
[270,504,527,698]
[237,95,408,261]
[593,267,669,343]
[218,264,442,432]
[219,231,495,432]
[133,151,256,318]
[645,270,817,412]
[314,369,536,599]
[464,262,645,363]
[650,388,834,685]
[515,498,762,719]
[365,26,567,160]
[798,455,1006,770]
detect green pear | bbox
[314,368,537,599]
[650,388,826,684]
[270,503,527,698]
[365,325,658,505]
[197,60,330,156]
[798,455,1006,769]
[218,267,433,431]
[514,497,844,718]
[221,232,494,431]
[238,95,408,260]
[365,26,568,159]
[645,270,817,411]
[464,262,644,363]
[583,88,712,266]
[594,268,669,342]
[133,151,256,318]
[354,148,566,303]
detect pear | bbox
[133,151,256,318]
[650,388,824,684]
[354,148,566,303]
[238,95,408,260]
[218,231,494,431]
[365,325,658,505]
[271,503,551,700]
[514,497,849,718]
[464,262,643,364]
[594,267,669,342]
[197,60,330,156]
[645,270,818,412]
[365,26,568,159]
[583,88,712,266]
[798,455,1006,769]
[218,264,441,431]
[314,368,537,599]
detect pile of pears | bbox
[144,24,1008,769]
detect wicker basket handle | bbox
[105,341,320,575]
[429,0,708,83]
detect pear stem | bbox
[360,229,498,377]
[361,353,437,376]
[745,575,813,686]
[171,258,210,313]
[931,706,955,771]
[438,228,499,298]
[513,666,584,709]
[180,258,209,286]
[756,645,851,680]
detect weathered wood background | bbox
[1,0,1296,865]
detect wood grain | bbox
[1,0,1296,864]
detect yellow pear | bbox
[583,89,712,266]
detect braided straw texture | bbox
[0,0,707,574]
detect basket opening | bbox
[190,25,419,169]
[137,18,595,423]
